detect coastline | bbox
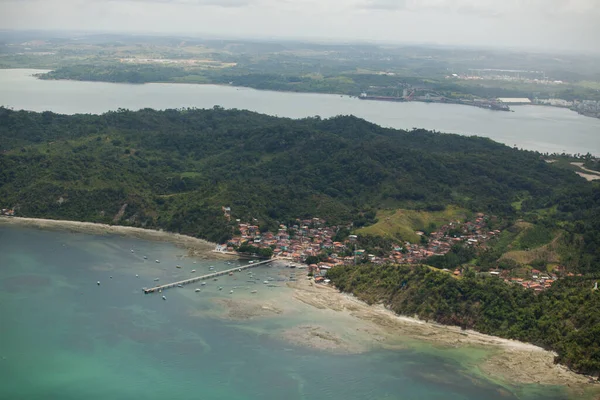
[31,70,600,122]
[2,219,597,395]
[283,275,598,393]
[0,216,222,257]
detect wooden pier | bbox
[143,259,275,294]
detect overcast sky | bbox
[1,0,598,52]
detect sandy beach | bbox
[284,276,598,394]
[196,264,597,393]
[0,216,220,257]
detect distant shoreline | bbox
[30,69,600,121]
[0,216,223,257]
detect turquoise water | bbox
[0,226,569,399]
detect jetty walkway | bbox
[143,259,275,294]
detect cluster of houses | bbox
[220,212,498,274]
[389,214,499,265]
[218,210,569,291]
[221,217,346,263]
[0,208,15,216]
[502,267,580,292]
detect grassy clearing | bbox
[576,80,600,90]
[357,206,468,243]
[500,240,560,265]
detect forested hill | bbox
[0,106,591,243]
[327,264,600,377]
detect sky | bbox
[0,0,599,52]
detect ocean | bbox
[0,226,570,400]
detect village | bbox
[0,208,15,217]
[217,208,567,291]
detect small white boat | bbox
[176,265,181,269]
[229,290,233,294]
[195,288,201,293]
[177,284,183,288]
[201,282,206,286]
[193,261,197,264]
[263,281,269,284]
[143,256,147,259]
[131,249,134,253]
[155,260,160,263]
[135,274,139,278]
[97,281,100,286]
[238,268,242,272]
[154,278,160,282]
[162,296,167,300]
[251,290,257,294]
[218,286,223,290]
[191,269,196,273]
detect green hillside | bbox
[0,106,597,256]
[327,264,600,377]
[356,206,468,242]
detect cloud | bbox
[0,0,254,7]
[0,0,598,52]
[360,0,407,10]
[106,0,254,7]
[358,0,599,18]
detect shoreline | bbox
[0,216,224,257]
[2,219,597,394]
[284,276,598,393]
[28,69,599,122]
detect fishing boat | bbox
[218,286,223,290]
[177,284,183,288]
[162,296,167,300]
[155,260,160,263]
[176,265,181,269]
[251,290,257,294]
[154,278,160,282]
[191,269,196,273]
[195,288,201,293]
[97,281,100,286]
[263,281,269,284]
[201,281,206,286]
[229,290,234,294]
[143,256,147,259]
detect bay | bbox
[0,226,569,399]
[0,69,599,156]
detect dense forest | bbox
[1,106,593,242]
[327,264,600,377]
[1,106,597,237]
